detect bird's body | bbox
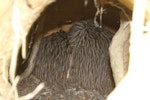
[18,20,115,99]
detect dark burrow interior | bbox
[15,0,130,99]
[17,0,121,73]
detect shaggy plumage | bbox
[28,20,114,97]
[32,30,69,86]
[67,20,115,95]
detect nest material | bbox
[109,20,130,85]
[1,0,150,100]
[107,0,150,99]
[0,0,54,99]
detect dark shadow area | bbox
[17,0,121,75]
